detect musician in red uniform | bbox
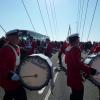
[58,41,69,71]
[44,38,53,58]
[93,43,100,54]
[0,29,27,100]
[25,36,37,55]
[65,33,98,100]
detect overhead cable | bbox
[21,0,36,31]
[87,0,99,41]
[48,0,56,35]
[81,0,90,41]
[52,0,58,32]
[0,25,6,33]
[36,0,48,36]
[44,0,54,40]
[76,0,82,33]
[78,0,84,34]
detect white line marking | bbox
[44,72,59,100]
[54,72,59,82]
[38,67,57,94]
[38,87,46,94]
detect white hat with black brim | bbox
[6,29,20,37]
[67,33,79,42]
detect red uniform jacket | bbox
[0,44,22,91]
[93,45,100,53]
[60,42,69,54]
[28,40,37,55]
[45,42,53,57]
[65,45,91,90]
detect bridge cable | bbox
[0,25,6,33]
[81,0,90,41]
[87,0,99,41]
[44,0,54,40]
[76,0,82,33]
[78,0,84,34]
[48,0,57,37]
[21,0,36,31]
[52,0,58,32]
[36,0,48,36]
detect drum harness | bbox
[3,44,20,72]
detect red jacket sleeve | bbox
[0,47,15,80]
[65,46,91,75]
[71,47,91,75]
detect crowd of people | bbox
[0,29,100,100]
[0,32,58,60]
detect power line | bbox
[21,0,36,31]
[36,0,48,36]
[0,25,6,33]
[87,0,99,41]
[81,0,90,41]
[44,0,54,40]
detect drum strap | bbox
[4,44,20,71]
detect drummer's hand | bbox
[11,73,20,81]
[95,70,100,76]
[90,68,97,75]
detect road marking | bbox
[44,72,59,100]
[38,67,58,94]
[38,87,46,94]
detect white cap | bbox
[67,33,79,41]
[68,33,79,38]
[6,29,20,37]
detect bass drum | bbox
[18,54,52,90]
[84,54,100,87]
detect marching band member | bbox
[0,29,27,100]
[93,43,100,54]
[44,38,53,58]
[65,33,98,100]
[58,40,69,71]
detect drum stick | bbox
[21,74,38,78]
[95,71,100,75]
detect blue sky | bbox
[0,0,100,42]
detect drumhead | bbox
[81,50,89,59]
[18,55,51,90]
[84,54,97,64]
[88,54,100,87]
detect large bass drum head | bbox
[18,54,51,90]
[89,54,100,87]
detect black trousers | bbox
[58,51,62,65]
[3,87,27,100]
[70,88,84,100]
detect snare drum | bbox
[18,54,52,90]
[81,50,89,59]
[84,54,100,87]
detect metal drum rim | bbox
[18,55,51,90]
